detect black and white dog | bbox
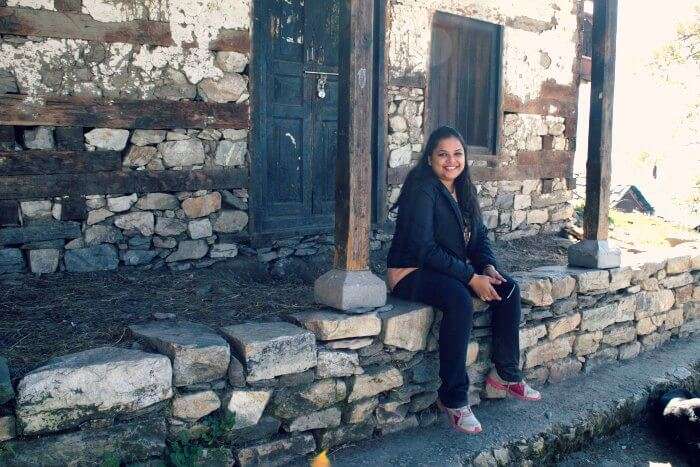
[651,387,700,458]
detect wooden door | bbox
[251,0,340,236]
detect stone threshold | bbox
[298,337,700,466]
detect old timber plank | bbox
[0,220,82,246]
[209,28,250,52]
[0,150,121,175]
[0,7,174,46]
[0,167,247,199]
[0,95,249,129]
[0,199,20,226]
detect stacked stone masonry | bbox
[1,250,698,465]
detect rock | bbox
[410,391,438,412]
[618,341,641,360]
[107,194,138,212]
[641,331,672,349]
[585,347,620,371]
[580,303,632,332]
[215,140,246,166]
[87,208,114,225]
[379,299,433,351]
[270,379,346,419]
[210,243,239,259]
[171,390,221,422]
[0,248,25,273]
[84,225,123,245]
[660,272,694,289]
[64,245,119,272]
[136,193,179,211]
[288,310,382,341]
[212,209,248,232]
[0,69,19,94]
[519,324,547,349]
[155,217,187,236]
[547,357,582,383]
[221,129,248,141]
[0,415,15,442]
[85,128,130,151]
[123,145,158,167]
[28,248,60,273]
[316,350,362,378]
[546,313,581,339]
[379,414,419,435]
[223,415,280,446]
[324,337,374,350]
[609,267,633,291]
[24,126,54,149]
[389,144,412,168]
[533,265,609,293]
[635,290,675,319]
[666,255,691,274]
[573,331,603,356]
[216,51,248,73]
[3,418,166,466]
[526,208,548,224]
[315,422,375,449]
[528,270,576,300]
[188,218,213,239]
[114,212,155,236]
[636,317,657,335]
[129,321,229,386]
[601,324,637,346]
[182,192,222,218]
[131,130,166,146]
[155,68,196,100]
[199,73,248,103]
[166,240,209,262]
[344,397,379,424]
[284,406,341,432]
[16,347,172,435]
[122,250,159,266]
[20,200,52,219]
[473,451,498,467]
[663,307,685,330]
[524,337,572,369]
[0,356,14,404]
[348,366,403,402]
[221,321,316,382]
[159,139,205,167]
[234,433,315,467]
[228,355,246,387]
[511,272,553,306]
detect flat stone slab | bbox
[226,389,272,428]
[0,356,14,404]
[16,347,172,435]
[129,321,230,387]
[171,390,221,422]
[64,244,119,272]
[288,310,382,341]
[221,321,316,382]
[235,433,316,467]
[379,298,434,351]
[0,248,25,273]
[314,269,387,310]
[3,418,166,466]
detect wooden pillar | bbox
[583,0,617,240]
[334,0,374,271]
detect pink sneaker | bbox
[484,368,542,401]
[437,400,482,434]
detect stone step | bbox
[292,337,700,466]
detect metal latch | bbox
[304,71,339,99]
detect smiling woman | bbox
[386,125,541,435]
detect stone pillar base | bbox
[314,269,387,311]
[568,239,621,269]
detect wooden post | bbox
[334,0,374,271]
[583,0,617,240]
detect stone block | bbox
[526,208,549,224]
[155,217,187,236]
[136,193,179,210]
[28,248,60,273]
[636,317,657,336]
[609,267,633,291]
[674,284,694,305]
[601,324,637,346]
[188,218,213,239]
[0,356,14,404]
[324,337,374,350]
[171,390,221,422]
[524,337,572,369]
[221,321,316,382]
[284,406,341,432]
[546,313,581,339]
[122,250,159,266]
[409,391,438,412]
[85,128,129,151]
[215,140,246,166]
[226,390,272,428]
[20,200,52,219]
[379,414,419,435]
[288,310,381,341]
[223,416,280,447]
[129,321,230,386]
[663,308,685,330]
[64,245,118,272]
[199,73,247,103]
[581,303,631,332]
[660,272,693,289]
[131,129,166,146]
[166,239,209,262]
[235,434,316,467]
[618,341,641,360]
[467,341,479,365]
[270,379,346,419]
[519,324,547,349]
[159,139,206,167]
[584,347,619,372]
[0,248,25,273]
[315,422,375,449]
[0,415,15,442]
[3,418,166,466]
[511,272,553,306]
[641,331,671,350]
[24,126,54,149]
[16,347,172,435]
[314,269,387,310]
[379,299,433,351]
[547,357,582,383]
[182,192,221,218]
[343,397,379,424]
[666,255,691,274]
[107,194,137,212]
[316,350,363,378]
[210,243,239,259]
[635,290,675,319]
[123,145,159,167]
[86,208,114,225]
[212,209,248,233]
[84,225,123,245]
[113,212,155,236]
[348,366,403,402]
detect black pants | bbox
[391,268,523,408]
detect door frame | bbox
[249,0,388,245]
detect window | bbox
[428,12,502,155]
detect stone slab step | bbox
[292,337,700,466]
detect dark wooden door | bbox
[252,0,340,236]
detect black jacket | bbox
[387,174,499,285]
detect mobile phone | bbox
[505,282,516,300]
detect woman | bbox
[387,126,541,435]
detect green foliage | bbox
[167,411,237,467]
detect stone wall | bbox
[1,249,698,465]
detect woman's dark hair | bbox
[390,125,482,226]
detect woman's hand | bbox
[468,274,502,302]
[483,264,507,283]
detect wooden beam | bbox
[0,220,82,246]
[0,126,14,150]
[0,199,19,226]
[53,0,82,12]
[0,7,174,46]
[0,95,249,129]
[334,0,374,271]
[0,167,247,200]
[583,0,617,240]
[0,150,121,175]
[54,127,84,150]
[209,28,251,53]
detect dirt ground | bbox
[0,234,572,382]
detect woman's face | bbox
[429,136,465,184]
